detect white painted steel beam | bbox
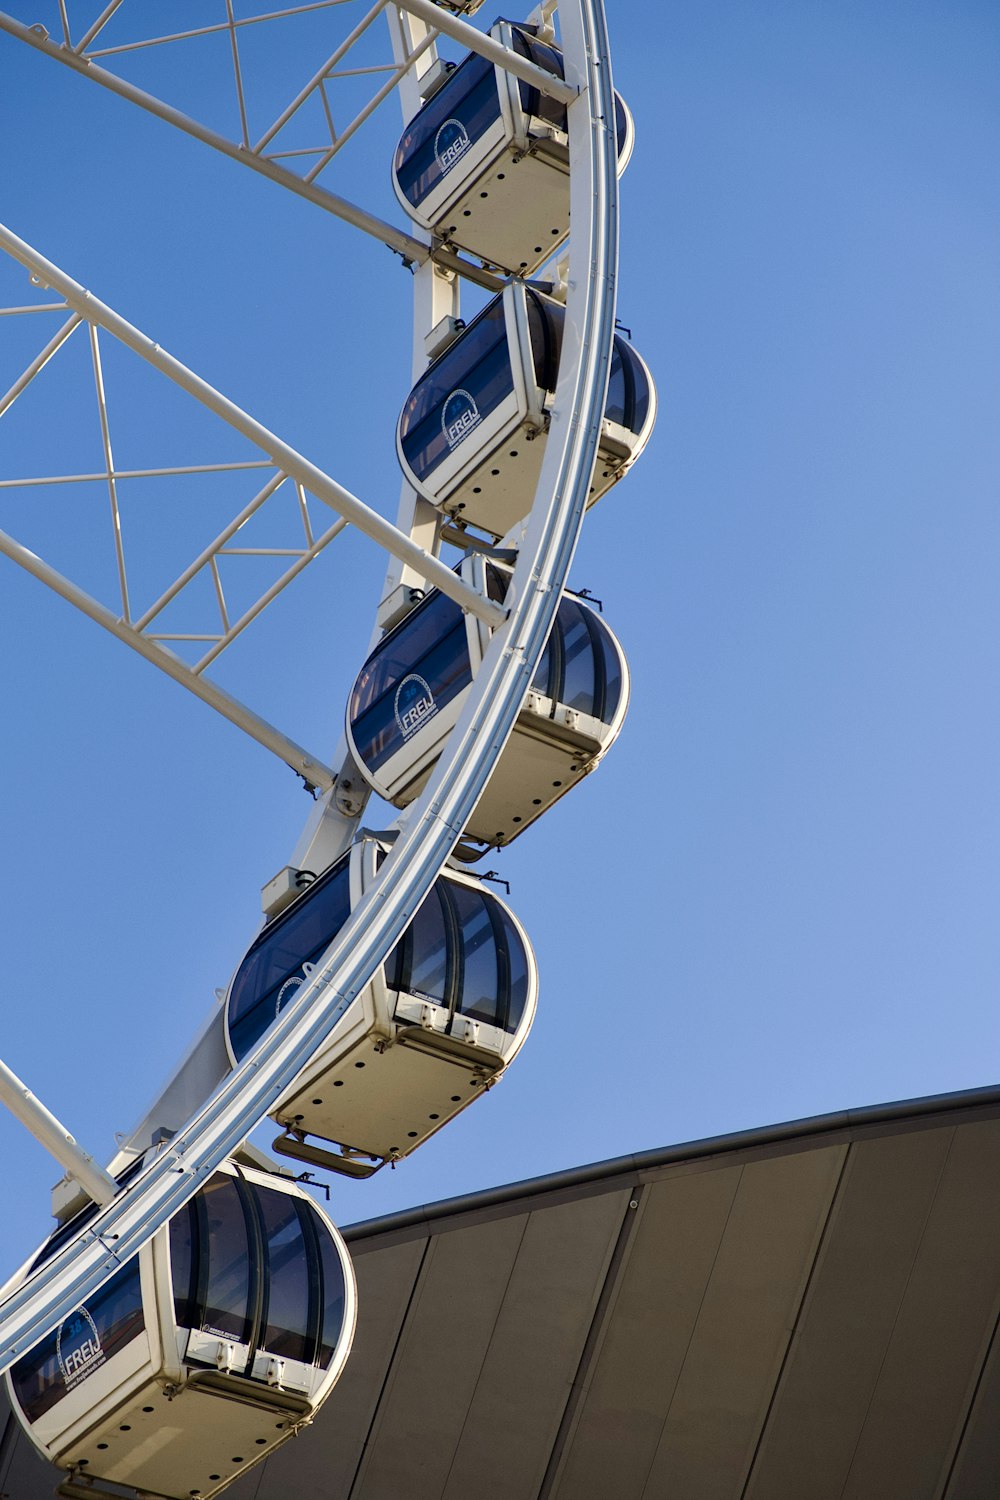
[393,0,578,104]
[0,11,426,265]
[0,221,506,630]
[0,0,619,1387]
[0,11,501,291]
[0,524,338,791]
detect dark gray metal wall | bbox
[5,1088,1000,1499]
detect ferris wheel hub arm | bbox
[0,219,506,628]
[0,9,428,265]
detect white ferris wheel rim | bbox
[0,0,621,1379]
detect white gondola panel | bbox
[392,20,634,276]
[225,837,538,1176]
[7,1160,355,1500]
[348,559,630,846]
[397,282,656,538]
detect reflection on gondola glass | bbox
[391,884,450,1006]
[348,563,630,847]
[194,1174,255,1345]
[10,1261,144,1424]
[258,1190,313,1364]
[227,856,351,1060]
[350,590,470,772]
[606,333,652,434]
[524,583,623,724]
[167,1172,345,1372]
[509,24,569,130]
[398,297,512,486]
[394,50,496,207]
[385,879,530,1035]
[228,849,530,1065]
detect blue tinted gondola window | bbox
[605,335,650,435]
[227,857,352,1061]
[317,1219,347,1368]
[11,1259,144,1424]
[531,633,555,700]
[502,908,530,1033]
[394,51,497,207]
[487,565,619,724]
[169,1204,195,1331]
[257,1190,313,1364]
[389,873,527,1037]
[172,1176,341,1376]
[526,290,560,392]
[559,604,598,714]
[613,94,630,158]
[511,26,567,132]
[450,882,501,1027]
[350,590,472,772]
[197,1175,254,1347]
[400,885,451,1005]
[599,618,623,722]
[399,297,513,483]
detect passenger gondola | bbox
[397,281,656,538]
[392,19,634,275]
[348,558,629,846]
[7,1158,355,1500]
[224,835,537,1177]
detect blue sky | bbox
[0,0,998,1275]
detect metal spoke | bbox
[87,325,131,622]
[0,8,506,290]
[0,312,82,419]
[73,0,127,55]
[0,220,506,628]
[88,1,357,59]
[225,0,252,150]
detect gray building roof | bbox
[5,1083,1000,1499]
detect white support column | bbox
[386,1,440,122]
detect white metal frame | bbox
[0,0,621,1388]
[0,226,505,790]
[0,0,570,291]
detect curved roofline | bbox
[342,1080,1000,1243]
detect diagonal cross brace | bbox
[0,221,507,631]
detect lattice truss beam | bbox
[2,304,342,673]
[0,224,504,790]
[69,0,436,184]
[0,0,572,287]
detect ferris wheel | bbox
[0,2,655,1495]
